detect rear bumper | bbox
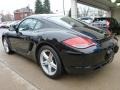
[65,58,113,73]
[60,45,119,73]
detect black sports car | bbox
[2,14,119,79]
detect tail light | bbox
[63,37,96,49]
[106,21,110,27]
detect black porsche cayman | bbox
[2,14,119,79]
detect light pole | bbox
[63,0,65,15]
[71,0,77,19]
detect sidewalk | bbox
[0,60,38,90]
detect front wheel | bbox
[2,38,13,54]
[38,45,63,79]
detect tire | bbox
[38,45,63,79]
[2,38,13,54]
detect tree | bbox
[68,8,79,18]
[43,0,50,13]
[1,14,13,22]
[35,0,43,14]
[80,7,90,17]
[97,10,105,17]
[68,9,71,17]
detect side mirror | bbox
[9,25,18,32]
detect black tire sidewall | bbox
[2,37,12,54]
[38,45,62,79]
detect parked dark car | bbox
[78,17,93,24]
[92,17,120,34]
[2,14,119,79]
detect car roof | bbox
[27,14,64,20]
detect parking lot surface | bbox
[0,29,120,90]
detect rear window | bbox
[48,16,84,29]
[48,16,104,34]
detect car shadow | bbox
[14,52,110,80]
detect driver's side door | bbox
[9,18,37,54]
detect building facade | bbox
[14,6,33,20]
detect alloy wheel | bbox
[40,49,57,76]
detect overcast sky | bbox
[0,0,71,14]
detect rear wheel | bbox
[38,45,63,79]
[2,38,13,54]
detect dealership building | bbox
[71,0,120,21]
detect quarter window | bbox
[34,21,42,30]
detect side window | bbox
[18,19,37,31]
[34,21,43,30]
